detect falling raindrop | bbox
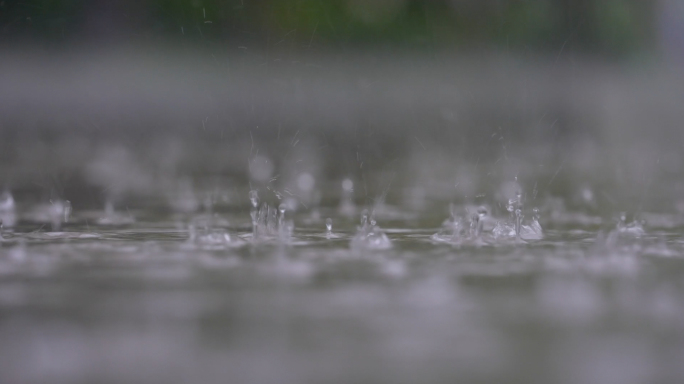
[250,190,259,237]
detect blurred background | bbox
[1,0,684,213]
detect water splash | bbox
[249,189,259,238]
[432,204,495,245]
[492,214,543,241]
[351,209,392,250]
[601,212,646,248]
[188,214,245,249]
[434,198,542,245]
[278,203,294,242]
[492,188,543,241]
[615,212,645,236]
[323,217,343,239]
[431,203,466,243]
[249,191,293,243]
[326,218,333,235]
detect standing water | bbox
[2,50,684,384]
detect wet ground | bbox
[2,49,684,383]
[2,202,684,384]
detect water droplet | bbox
[360,209,369,227]
[326,218,332,232]
[274,190,283,200]
[351,215,392,250]
[515,208,523,237]
[249,190,259,208]
[277,203,287,231]
[507,199,516,213]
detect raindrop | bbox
[278,202,287,227]
[360,209,369,228]
[250,190,259,237]
[249,190,259,208]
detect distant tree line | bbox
[0,0,656,55]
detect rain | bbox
[2,1,684,383]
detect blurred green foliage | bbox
[0,0,654,55]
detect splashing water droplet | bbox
[274,190,283,200]
[360,209,369,228]
[249,190,259,208]
[249,190,260,237]
[326,218,333,233]
[507,199,516,214]
[278,203,287,230]
[515,208,523,237]
[351,213,392,250]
